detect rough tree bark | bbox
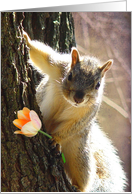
[1,12,76,192]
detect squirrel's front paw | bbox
[48,138,61,156]
[72,185,81,192]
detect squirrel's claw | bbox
[48,138,61,156]
[72,185,81,192]
[55,144,61,156]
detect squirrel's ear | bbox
[100,59,113,77]
[71,47,80,68]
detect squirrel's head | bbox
[62,47,113,108]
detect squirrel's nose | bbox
[74,91,84,104]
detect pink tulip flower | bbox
[13,107,42,137]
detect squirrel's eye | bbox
[68,72,72,81]
[95,82,100,90]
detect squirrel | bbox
[23,31,127,192]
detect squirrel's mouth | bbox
[64,96,89,108]
[74,103,84,107]
[62,87,95,107]
[64,93,95,108]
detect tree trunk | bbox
[1,12,76,192]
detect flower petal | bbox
[14,130,35,137]
[13,119,28,129]
[17,107,30,120]
[29,110,42,130]
[14,130,23,134]
[21,121,39,137]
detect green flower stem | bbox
[61,153,66,163]
[38,130,52,139]
[38,129,66,163]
